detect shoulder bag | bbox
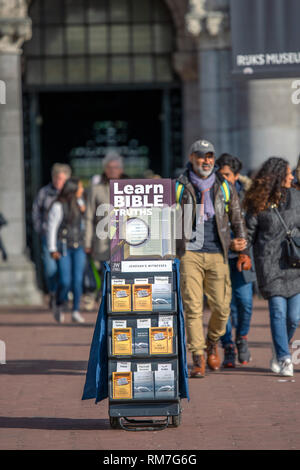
[274,207,300,268]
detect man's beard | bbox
[197,165,214,178]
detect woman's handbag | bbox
[274,207,300,268]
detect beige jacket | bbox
[84,182,110,261]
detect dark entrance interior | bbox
[39,89,163,185]
[23,86,182,277]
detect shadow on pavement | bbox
[0,323,95,328]
[41,343,91,347]
[187,362,272,376]
[0,416,110,431]
[0,360,87,376]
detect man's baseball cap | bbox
[189,139,215,156]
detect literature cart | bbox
[107,260,182,431]
[81,179,189,432]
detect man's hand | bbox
[230,238,247,252]
[237,254,252,272]
[85,247,92,255]
[51,251,61,260]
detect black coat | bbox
[246,188,300,299]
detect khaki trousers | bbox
[180,251,232,355]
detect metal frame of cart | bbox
[107,264,182,431]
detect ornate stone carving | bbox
[0,0,32,53]
[185,0,229,37]
[185,0,207,36]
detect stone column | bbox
[0,0,42,305]
[185,0,300,172]
[186,0,233,158]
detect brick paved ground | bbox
[0,297,300,450]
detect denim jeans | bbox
[221,258,253,347]
[56,245,86,312]
[41,235,58,294]
[268,294,300,361]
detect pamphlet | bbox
[133,284,152,311]
[149,327,170,354]
[154,370,175,399]
[112,328,132,355]
[133,371,154,399]
[112,372,132,399]
[134,328,149,355]
[152,282,172,312]
[111,284,131,312]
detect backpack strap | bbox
[220,180,231,213]
[175,181,185,207]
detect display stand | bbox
[82,179,189,431]
[107,261,182,431]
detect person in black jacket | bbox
[216,154,257,368]
[244,157,300,377]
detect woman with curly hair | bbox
[244,157,300,377]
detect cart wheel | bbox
[110,417,121,429]
[171,413,181,428]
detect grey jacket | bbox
[32,183,58,236]
[246,188,300,299]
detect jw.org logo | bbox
[0,81,6,105]
[0,340,6,364]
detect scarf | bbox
[189,169,216,221]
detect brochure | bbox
[112,328,132,355]
[149,327,172,355]
[112,372,132,399]
[111,284,131,312]
[154,370,175,399]
[152,282,172,312]
[133,371,154,399]
[134,328,149,355]
[133,284,152,311]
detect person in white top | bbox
[47,178,86,324]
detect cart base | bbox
[109,410,182,431]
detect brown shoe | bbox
[206,337,221,371]
[190,354,205,378]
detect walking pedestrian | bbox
[176,140,251,378]
[293,155,300,190]
[84,152,126,302]
[216,154,256,368]
[47,177,86,324]
[32,163,72,308]
[244,157,300,377]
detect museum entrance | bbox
[22,0,183,269]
